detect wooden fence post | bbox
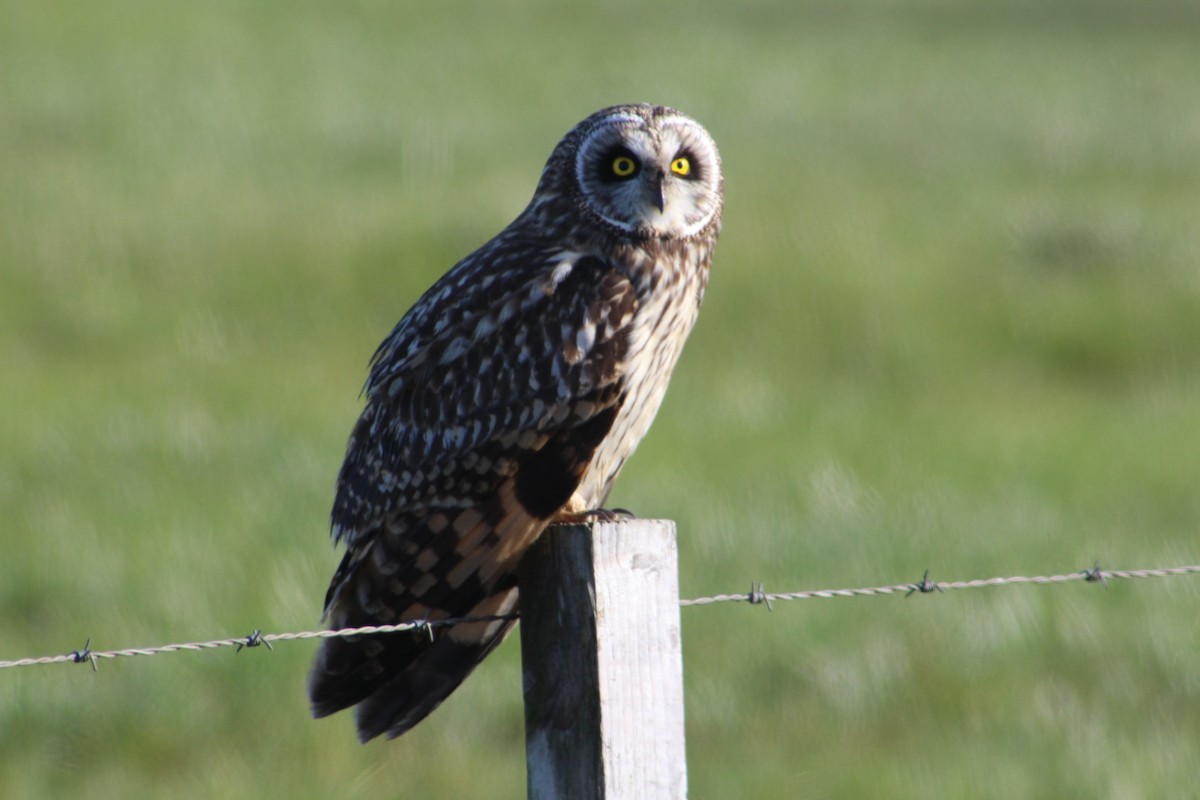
[518,519,687,800]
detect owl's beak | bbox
[646,170,666,213]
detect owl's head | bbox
[541,104,723,241]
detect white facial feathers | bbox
[572,109,722,238]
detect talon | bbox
[552,507,638,525]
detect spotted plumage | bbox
[308,104,723,741]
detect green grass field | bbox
[3,1,1200,796]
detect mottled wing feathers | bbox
[328,240,635,548]
[308,247,639,739]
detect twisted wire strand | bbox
[678,564,1200,606]
[3,564,1198,670]
[0,615,516,670]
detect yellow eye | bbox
[670,157,691,177]
[611,155,637,178]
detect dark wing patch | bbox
[514,404,617,518]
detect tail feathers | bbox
[308,587,519,741]
[354,618,516,740]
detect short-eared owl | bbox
[308,104,723,741]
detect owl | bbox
[308,104,724,741]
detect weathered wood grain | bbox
[519,519,686,800]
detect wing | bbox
[308,239,640,741]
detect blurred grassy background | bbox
[3,0,1200,796]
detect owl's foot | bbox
[552,507,638,525]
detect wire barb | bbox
[412,610,437,643]
[71,639,98,672]
[747,582,774,611]
[1083,561,1108,589]
[905,569,944,598]
[236,630,272,653]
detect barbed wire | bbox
[2,562,1198,671]
[678,563,1200,607]
[0,615,517,671]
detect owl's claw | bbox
[552,507,638,525]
